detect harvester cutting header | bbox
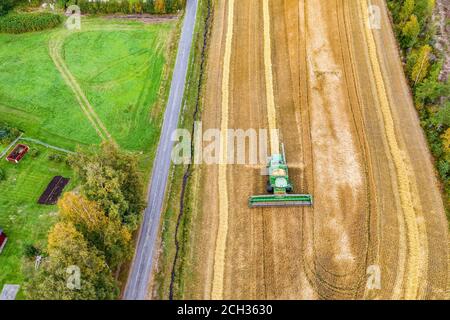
[248,144,313,208]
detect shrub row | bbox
[0,12,63,34]
[0,0,16,17]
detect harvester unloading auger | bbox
[248,144,313,208]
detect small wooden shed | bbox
[6,144,29,164]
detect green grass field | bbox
[0,17,179,296]
[0,18,176,151]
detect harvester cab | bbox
[248,144,313,208]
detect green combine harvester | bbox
[248,144,313,208]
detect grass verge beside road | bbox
[152,0,211,299]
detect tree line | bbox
[0,1,186,34]
[388,0,450,213]
[1,1,186,17]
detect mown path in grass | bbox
[49,31,112,141]
[62,21,176,151]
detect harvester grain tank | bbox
[248,144,313,208]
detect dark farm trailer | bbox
[6,144,29,163]
[0,229,7,254]
[38,176,70,205]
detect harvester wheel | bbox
[266,182,274,194]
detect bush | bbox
[24,244,41,258]
[48,153,65,163]
[29,149,40,158]
[0,0,21,17]
[0,12,62,34]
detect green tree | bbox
[0,0,21,16]
[399,0,415,23]
[416,79,450,104]
[154,0,166,13]
[25,222,118,300]
[69,141,146,227]
[414,0,435,24]
[58,192,132,268]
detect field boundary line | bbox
[211,0,234,300]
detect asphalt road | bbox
[123,0,199,300]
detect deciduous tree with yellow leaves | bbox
[58,192,133,269]
[25,222,118,300]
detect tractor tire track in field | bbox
[300,0,379,299]
[335,0,377,297]
[302,0,373,298]
[49,32,113,142]
[292,0,369,299]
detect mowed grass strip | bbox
[0,143,75,295]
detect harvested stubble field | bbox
[173,0,449,299]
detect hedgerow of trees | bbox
[61,0,185,14]
[0,0,62,34]
[388,0,450,210]
[0,12,63,34]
